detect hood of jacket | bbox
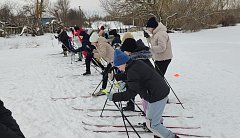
[130,50,152,60]
[153,22,167,35]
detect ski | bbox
[51,97,77,101]
[82,121,200,129]
[87,114,193,119]
[51,95,92,101]
[72,107,142,112]
[83,127,211,138]
[107,101,182,106]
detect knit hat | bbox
[121,38,137,53]
[89,32,99,43]
[109,29,117,36]
[114,49,130,67]
[146,17,158,28]
[99,26,105,30]
[122,32,134,43]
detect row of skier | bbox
[55,17,179,138]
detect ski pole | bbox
[100,82,114,117]
[155,64,185,109]
[113,102,141,138]
[92,80,103,96]
[118,97,130,138]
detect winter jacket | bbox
[149,22,173,61]
[93,37,114,64]
[131,40,153,68]
[57,30,75,51]
[114,40,153,82]
[112,60,170,103]
[0,100,25,138]
[112,34,122,46]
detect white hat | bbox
[89,32,99,43]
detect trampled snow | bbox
[0,25,240,138]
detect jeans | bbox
[146,97,174,138]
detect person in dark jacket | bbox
[75,31,104,75]
[0,100,25,138]
[109,29,121,46]
[107,50,179,138]
[56,29,75,57]
[119,38,153,111]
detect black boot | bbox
[83,71,91,76]
[175,135,180,138]
[123,101,135,111]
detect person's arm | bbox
[151,33,168,54]
[112,68,141,102]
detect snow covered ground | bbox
[0,25,240,138]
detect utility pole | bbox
[35,0,44,35]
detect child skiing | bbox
[107,49,179,138]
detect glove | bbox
[102,90,113,101]
[143,30,150,38]
[114,82,121,89]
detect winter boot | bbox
[82,71,91,76]
[175,135,180,138]
[123,101,135,111]
[92,89,107,96]
[63,51,67,57]
[141,122,151,132]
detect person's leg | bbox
[146,97,174,138]
[154,59,171,77]
[101,64,112,89]
[83,55,91,75]
[62,45,68,57]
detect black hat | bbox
[121,38,138,53]
[109,29,117,36]
[146,17,158,28]
[74,26,80,31]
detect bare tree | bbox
[100,0,240,31]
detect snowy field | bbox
[0,25,240,138]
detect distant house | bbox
[41,13,56,26]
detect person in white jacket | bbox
[145,17,173,77]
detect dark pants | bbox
[154,59,171,77]
[85,55,92,73]
[102,63,112,89]
[62,45,68,52]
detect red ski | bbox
[51,97,77,101]
[82,121,200,130]
[83,127,210,137]
[87,114,193,119]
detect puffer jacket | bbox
[93,37,114,64]
[150,22,173,61]
[0,100,25,138]
[112,60,170,103]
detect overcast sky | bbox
[0,0,106,15]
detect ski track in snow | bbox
[0,25,240,138]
